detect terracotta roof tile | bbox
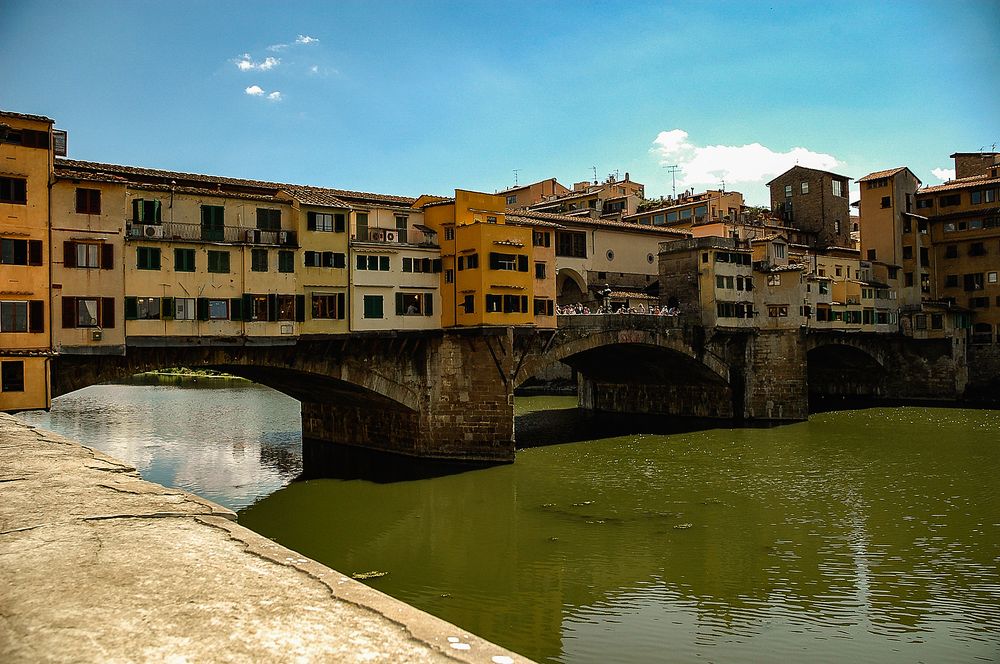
[857,167,914,183]
[918,174,1000,194]
[54,169,129,184]
[0,110,55,124]
[514,210,691,236]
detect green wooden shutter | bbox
[307,211,316,230]
[337,293,345,319]
[161,297,175,320]
[197,298,209,321]
[424,293,433,316]
[62,297,75,328]
[334,213,345,232]
[101,298,115,329]
[267,293,278,321]
[124,297,138,320]
[518,255,528,272]
[229,297,243,321]
[64,241,76,268]
[295,295,305,322]
[379,256,389,271]
[395,292,404,315]
[132,199,141,221]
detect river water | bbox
[16,381,1000,664]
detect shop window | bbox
[312,293,346,320]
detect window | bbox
[444,227,454,240]
[76,243,101,268]
[0,361,24,392]
[137,246,161,270]
[534,299,554,316]
[970,242,987,256]
[0,177,27,204]
[502,294,529,313]
[945,245,958,258]
[0,301,28,332]
[207,250,230,274]
[881,196,891,209]
[200,205,225,241]
[767,274,781,286]
[175,298,196,320]
[462,294,475,313]
[249,295,269,321]
[307,211,344,232]
[506,195,517,205]
[832,180,843,197]
[774,243,786,259]
[653,214,666,225]
[396,292,434,316]
[251,248,268,272]
[556,231,587,258]
[945,274,959,288]
[276,295,295,321]
[490,252,527,271]
[988,272,998,284]
[801,182,809,194]
[1,239,43,266]
[818,281,829,295]
[137,297,161,320]
[964,273,984,291]
[902,245,913,260]
[921,273,930,293]
[256,208,281,231]
[768,305,789,317]
[312,293,346,320]
[363,295,383,319]
[867,249,877,261]
[457,253,479,271]
[356,254,390,271]
[445,269,454,283]
[75,188,101,215]
[173,248,195,272]
[905,272,914,287]
[74,298,99,327]
[278,250,294,273]
[916,198,933,209]
[486,294,501,312]
[940,194,960,207]
[535,262,546,279]
[208,299,229,320]
[785,184,793,198]
[132,199,162,223]
[834,219,841,235]
[532,231,550,247]
[920,247,929,264]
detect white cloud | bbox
[244,85,265,96]
[235,54,279,71]
[650,129,843,205]
[267,91,283,101]
[931,167,955,182]
[296,35,319,44]
[310,65,319,74]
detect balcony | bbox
[126,223,298,247]
[352,225,438,247]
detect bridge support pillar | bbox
[578,376,733,418]
[303,332,515,463]
[740,329,808,421]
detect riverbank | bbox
[0,414,530,664]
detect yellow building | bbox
[0,111,54,411]
[51,168,127,355]
[421,190,546,328]
[625,189,745,230]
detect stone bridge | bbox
[49,317,968,463]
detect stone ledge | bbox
[0,413,531,664]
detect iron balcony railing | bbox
[352,225,438,247]
[126,222,298,247]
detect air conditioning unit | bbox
[128,226,142,238]
[142,224,164,238]
[369,229,385,242]
[384,230,398,243]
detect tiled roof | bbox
[55,158,415,207]
[0,110,55,124]
[918,174,1000,194]
[54,168,130,184]
[505,214,564,229]
[857,166,918,183]
[765,165,852,186]
[514,210,692,236]
[127,182,289,203]
[420,198,456,209]
[280,187,352,209]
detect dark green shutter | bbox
[489,253,500,270]
[337,293,345,319]
[62,297,75,328]
[432,259,441,273]
[161,297,175,320]
[307,211,316,230]
[295,294,305,322]
[197,298,209,321]
[152,200,161,222]
[132,199,141,221]
[230,298,243,321]
[424,293,433,316]
[395,293,405,315]
[518,255,528,272]
[267,293,278,321]
[64,241,76,268]
[124,297,138,320]
[334,213,345,232]
[379,256,389,271]
[356,255,366,270]
[521,295,528,312]
[242,294,253,320]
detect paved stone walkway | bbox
[0,413,530,663]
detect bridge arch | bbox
[556,267,587,305]
[805,337,888,403]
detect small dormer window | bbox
[774,243,786,259]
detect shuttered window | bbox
[75,188,101,214]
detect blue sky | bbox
[2,0,998,205]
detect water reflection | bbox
[16,379,302,510]
[16,382,1000,664]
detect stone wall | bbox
[741,329,808,420]
[966,343,1000,400]
[579,377,733,418]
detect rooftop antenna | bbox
[513,169,521,187]
[591,166,597,184]
[720,178,726,193]
[664,165,679,198]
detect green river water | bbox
[18,385,1000,663]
